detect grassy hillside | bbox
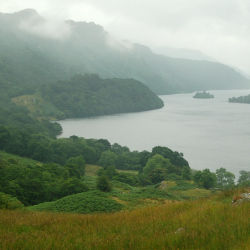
[0,190,249,250]
[28,175,213,213]
[0,149,206,211]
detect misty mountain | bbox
[0,9,249,95]
[153,47,214,61]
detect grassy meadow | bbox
[0,190,249,250]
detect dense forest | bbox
[40,74,164,118]
[0,126,192,206]
[229,94,250,104]
[8,74,164,120]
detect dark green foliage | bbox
[30,191,123,214]
[113,173,140,186]
[115,151,142,171]
[0,130,100,166]
[41,74,164,118]
[0,104,61,138]
[104,166,117,179]
[193,169,217,189]
[142,153,191,184]
[238,170,250,187]
[97,176,112,192]
[97,166,118,180]
[0,192,24,209]
[0,152,88,205]
[59,178,88,197]
[0,124,193,205]
[143,154,173,184]
[152,146,190,176]
[66,156,86,177]
[143,154,171,174]
[152,146,189,166]
[138,174,153,186]
[229,94,250,104]
[216,168,235,189]
[193,91,214,99]
[111,143,129,154]
[148,168,168,184]
[98,151,118,168]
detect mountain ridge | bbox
[0,9,249,95]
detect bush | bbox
[30,191,123,214]
[113,173,140,186]
[0,192,24,209]
[97,176,112,192]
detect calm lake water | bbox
[59,89,250,175]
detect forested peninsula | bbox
[11,74,164,120]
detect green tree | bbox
[148,168,168,184]
[152,146,189,168]
[60,178,88,197]
[143,154,173,183]
[0,126,10,149]
[238,170,250,187]
[96,176,112,192]
[98,151,118,168]
[216,168,235,189]
[194,169,216,189]
[0,192,24,209]
[66,155,85,177]
[111,143,130,154]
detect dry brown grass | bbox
[0,196,249,250]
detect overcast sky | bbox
[1,0,250,74]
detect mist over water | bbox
[59,89,250,175]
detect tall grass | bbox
[0,197,249,249]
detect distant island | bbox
[193,91,214,99]
[229,94,250,104]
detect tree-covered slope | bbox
[40,74,164,118]
[0,9,249,95]
[0,151,88,206]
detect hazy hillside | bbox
[153,46,214,61]
[0,9,249,95]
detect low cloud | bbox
[19,13,71,40]
[1,0,250,73]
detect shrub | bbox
[0,192,24,209]
[97,176,112,192]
